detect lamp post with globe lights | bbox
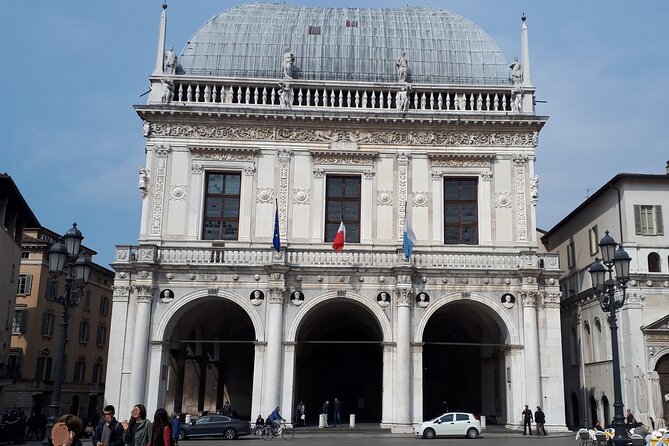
[588,230,631,446]
[42,223,92,446]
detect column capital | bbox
[268,287,285,304]
[134,285,156,303]
[395,288,412,307]
[520,290,538,308]
[112,285,132,302]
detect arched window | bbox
[570,327,579,365]
[571,392,580,429]
[594,318,603,362]
[601,395,610,427]
[583,321,593,363]
[649,252,661,272]
[590,395,598,428]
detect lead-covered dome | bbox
[178,3,511,85]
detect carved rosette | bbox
[481,170,493,181]
[377,190,393,206]
[151,124,538,148]
[257,188,274,204]
[542,291,562,309]
[151,146,171,236]
[278,149,291,239]
[495,192,511,208]
[267,287,286,304]
[169,185,187,201]
[397,153,410,238]
[520,290,537,308]
[191,163,203,174]
[313,168,325,178]
[112,286,131,303]
[293,189,310,205]
[412,192,430,207]
[134,285,156,303]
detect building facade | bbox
[5,227,114,420]
[0,174,38,399]
[542,168,669,429]
[107,4,566,432]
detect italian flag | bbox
[332,221,346,252]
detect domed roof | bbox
[178,3,511,85]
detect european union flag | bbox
[273,201,281,253]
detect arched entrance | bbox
[164,296,256,419]
[656,355,669,420]
[293,299,383,423]
[421,300,509,422]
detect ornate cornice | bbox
[428,154,494,168]
[150,124,538,147]
[190,147,256,161]
[311,151,377,165]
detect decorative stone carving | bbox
[397,85,411,112]
[377,292,391,307]
[377,191,393,206]
[143,121,151,137]
[290,290,304,306]
[164,47,178,75]
[293,189,310,205]
[515,165,528,242]
[139,168,149,199]
[397,288,411,306]
[363,169,375,178]
[231,274,238,281]
[134,285,156,303]
[509,56,522,85]
[254,274,261,281]
[160,77,174,104]
[250,290,264,306]
[396,51,409,83]
[627,293,645,309]
[330,141,358,151]
[151,147,170,236]
[495,192,511,208]
[191,163,203,174]
[543,292,562,308]
[208,287,218,296]
[160,289,175,300]
[412,192,429,207]
[311,152,376,166]
[429,155,493,168]
[169,185,187,200]
[431,171,442,180]
[191,148,256,162]
[461,291,471,298]
[278,81,292,109]
[244,165,256,176]
[112,286,131,302]
[282,49,296,79]
[166,273,174,280]
[520,290,537,307]
[313,168,325,178]
[416,292,429,308]
[189,273,196,280]
[501,293,515,308]
[398,153,410,237]
[337,290,346,298]
[278,149,291,239]
[511,86,523,113]
[257,188,274,204]
[481,170,493,181]
[150,124,539,147]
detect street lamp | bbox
[42,223,92,446]
[588,230,631,446]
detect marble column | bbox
[262,284,285,413]
[521,290,541,407]
[393,286,413,432]
[412,343,424,423]
[129,285,155,407]
[106,285,131,417]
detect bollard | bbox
[349,414,356,428]
[319,413,325,428]
[480,415,486,430]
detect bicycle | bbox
[261,421,294,441]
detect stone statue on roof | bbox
[164,47,178,75]
[160,78,174,104]
[509,56,522,85]
[278,81,292,108]
[283,48,296,79]
[396,85,411,112]
[396,51,409,83]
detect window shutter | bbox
[657,205,664,235]
[634,205,642,234]
[25,274,32,294]
[21,311,28,334]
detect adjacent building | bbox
[5,226,114,420]
[0,174,39,400]
[542,166,669,429]
[108,4,566,432]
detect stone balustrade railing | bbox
[114,245,559,271]
[150,76,527,114]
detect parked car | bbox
[179,415,251,440]
[414,412,481,439]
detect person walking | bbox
[296,401,305,427]
[521,404,533,436]
[122,405,152,446]
[92,405,124,446]
[333,399,341,427]
[148,409,171,446]
[322,401,329,428]
[534,406,546,436]
[170,414,180,446]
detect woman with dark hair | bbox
[148,409,171,446]
[51,414,83,446]
[122,405,152,446]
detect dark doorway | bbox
[167,298,255,419]
[589,395,597,427]
[422,301,506,421]
[601,395,610,427]
[294,300,382,423]
[571,392,580,428]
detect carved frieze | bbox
[150,124,538,147]
[190,148,256,162]
[151,150,169,236]
[278,149,291,239]
[515,166,528,242]
[428,154,494,168]
[311,152,376,166]
[398,153,410,237]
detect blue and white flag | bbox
[403,203,417,260]
[272,199,281,252]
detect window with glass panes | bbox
[325,176,361,243]
[443,178,479,245]
[202,172,241,240]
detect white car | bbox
[414,412,481,439]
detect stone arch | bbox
[648,348,669,371]
[413,292,517,345]
[286,290,392,343]
[154,288,265,342]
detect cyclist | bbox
[268,407,284,434]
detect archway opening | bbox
[165,297,256,419]
[294,299,383,423]
[422,300,508,423]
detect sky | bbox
[2,1,668,267]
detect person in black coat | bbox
[91,406,124,446]
[534,406,546,436]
